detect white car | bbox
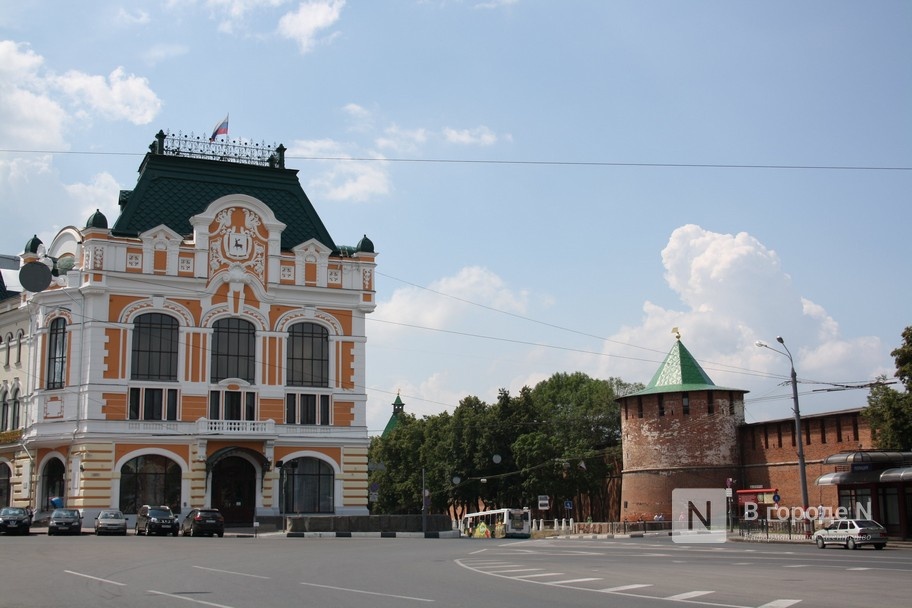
[813,519,887,550]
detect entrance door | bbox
[211,457,256,525]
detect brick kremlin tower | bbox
[617,333,747,521]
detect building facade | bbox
[0,131,376,527]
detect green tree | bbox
[863,327,912,451]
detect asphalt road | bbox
[0,532,909,608]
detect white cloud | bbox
[288,138,390,202]
[115,8,151,25]
[375,124,428,152]
[53,67,162,125]
[600,224,890,421]
[64,172,123,227]
[143,43,190,66]
[278,0,345,54]
[442,125,499,146]
[205,0,288,33]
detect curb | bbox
[285,530,461,539]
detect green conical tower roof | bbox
[381,393,406,438]
[627,337,745,397]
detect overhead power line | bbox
[1,148,910,171]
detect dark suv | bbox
[135,505,179,536]
[181,508,225,537]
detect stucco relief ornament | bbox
[208,207,266,282]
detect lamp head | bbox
[754,340,767,348]
[776,336,785,344]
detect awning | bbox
[880,466,912,483]
[814,470,882,486]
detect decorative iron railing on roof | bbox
[152,130,286,168]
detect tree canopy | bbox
[863,326,912,451]
[368,372,639,521]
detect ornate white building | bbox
[0,131,376,528]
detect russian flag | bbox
[209,114,229,141]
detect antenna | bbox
[18,261,52,293]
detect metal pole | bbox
[421,467,427,535]
[778,337,810,512]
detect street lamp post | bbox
[755,337,809,512]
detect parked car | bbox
[94,509,128,536]
[181,508,225,537]
[813,519,888,550]
[135,505,179,536]
[48,508,83,536]
[0,507,31,535]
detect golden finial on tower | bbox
[672,327,681,340]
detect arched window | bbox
[286,322,329,387]
[131,313,179,381]
[3,333,10,367]
[46,318,67,389]
[211,318,255,383]
[15,330,24,365]
[9,389,19,429]
[0,389,7,431]
[280,457,334,514]
[119,455,182,514]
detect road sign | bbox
[564,500,573,510]
[538,495,549,509]
[773,493,781,503]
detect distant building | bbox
[618,337,911,538]
[0,130,376,527]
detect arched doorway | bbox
[0,463,10,507]
[42,459,65,511]
[211,457,256,525]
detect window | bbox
[46,318,67,389]
[658,394,665,417]
[836,417,843,442]
[3,332,10,367]
[209,390,256,421]
[118,455,181,514]
[820,419,827,444]
[15,330,24,365]
[285,393,331,425]
[682,393,690,415]
[129,387,179,421]
[637,397,643,419]
[281,457,334,514]
[0,390,7,431]
[211,318,256,383]
[9,389,19,429]
[286,322,329,387]
[131,313,179,381]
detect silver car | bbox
[813,519,887,550]
[94,509,128,536]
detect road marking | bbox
[300,582,434,602]
[147,590,235,607]
[665,591,714,601]
[599,584,653,592]
[547,577,602,585]
[64,571,126,586]
[757,601,802,608]
[193,566,270,579]
[847,567,872,571]
[782,565,810,568]
[487,568,544,574]
[513,572,566,579]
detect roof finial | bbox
[672,327,681,340]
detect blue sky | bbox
[1,1,910,434]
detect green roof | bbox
[111,151,337,252]
[627,339,745,397]
[381,394,406,438]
